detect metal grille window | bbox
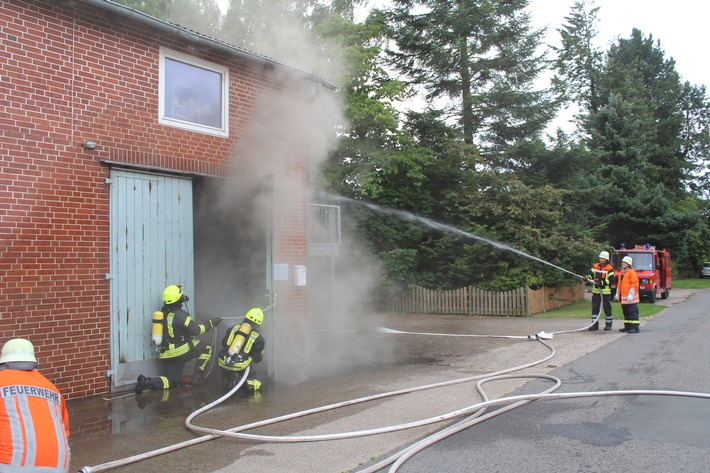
[308,204,341,255]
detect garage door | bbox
[108,169,194,389]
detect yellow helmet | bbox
[599,251,610,260]
[163,284,183,305]
[245,308,264,325]
[622,256,633,266]
[0,338,37,364]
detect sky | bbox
[215,0,707,88]
[216,0,707,132]
[530,0,708,88]
[528,0,709,131]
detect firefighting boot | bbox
[135,375,153,394]
[246,378,261,393]
[619,324,630,332]
[222,371,238,393]
[191,371,209,386]
[588,321,599,331]
[604,322,613,331]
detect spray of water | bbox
[323,194,586,281]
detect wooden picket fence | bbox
[373,284,584,317]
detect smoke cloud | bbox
[196,5,396,387]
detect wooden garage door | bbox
[108,169,194,389]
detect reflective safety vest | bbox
[587,262,615,295]
[0,369,70,472]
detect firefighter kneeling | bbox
[217,308,266,395]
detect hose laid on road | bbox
[81,309,701,473]
[78,331,557,472]
[77,368,251,473]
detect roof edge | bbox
[76,0,337,90]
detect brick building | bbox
[0,0,336,399]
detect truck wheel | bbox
[661,289,669,300]
[648,291,656,303]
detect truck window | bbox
[625,252,654,271]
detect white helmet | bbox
[622,256,633,266]
[0,338,37,364]
[599,251,610,260]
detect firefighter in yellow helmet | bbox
[135,285,222,393]
[217,307,266,395]
[583,250,616,331]
[616,256,640,333]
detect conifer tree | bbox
[381,0,555,153]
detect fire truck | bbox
[611,244,672,303]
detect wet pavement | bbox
[67,289,696,473]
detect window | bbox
[159,48,229,137]
[621,252,654,271]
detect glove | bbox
[594,281,601,289]
[208,317,223,328]
[627,288,635,302]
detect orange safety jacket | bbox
[617,268,640,305]
[0,369,70,472]
[587,262,615,295]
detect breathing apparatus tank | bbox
[225,319,252,364]
[151,310,164,352]
[224,308,264,365]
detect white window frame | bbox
[159,48,229,137]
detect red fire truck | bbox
[611,244,672,303]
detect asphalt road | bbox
[68,289,702,473]
[375,289,710,472]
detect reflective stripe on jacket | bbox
[617,268,640,305]
[0,369,70,472]
[159,307,210,360]
[217,328,265,372]
[587,263,615,295]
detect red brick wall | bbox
[273,162,309,319]
[0,0,308,399]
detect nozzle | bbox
[527,331,553,340]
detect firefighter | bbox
[583,250,616,331]
[217,307,266,395]
[0,338,70,472]
[616,256,640,333]
[135,284,222,393]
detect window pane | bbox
[164,58,223,128]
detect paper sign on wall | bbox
[294,265,307,286]
[274,263,289,281]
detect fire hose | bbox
[76,305,678,473]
